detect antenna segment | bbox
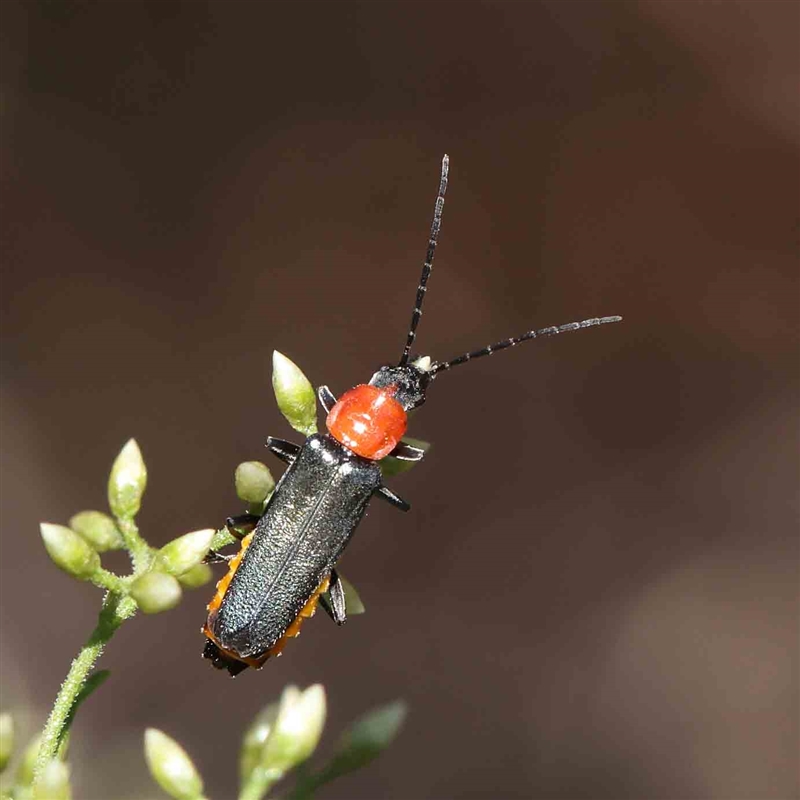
[430,316,622,374]
[398,154,449,366]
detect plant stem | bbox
[31,591,137,786]
[90,567,127,593]
[116,517,152,572]
[239,765,284,800]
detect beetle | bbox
[202,155,621,676]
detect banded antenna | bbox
[430,316,622,375]
[398,154,449,366]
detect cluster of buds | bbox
[37,438,228,614]
[36,434,281,615]
[144,684,406,800]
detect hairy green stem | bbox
[116,517,152,572]
[90,567,127,593]
[32,592,137,786]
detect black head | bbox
[368,361,433,411]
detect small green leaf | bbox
[68,511,124,552]
[144,729,204,800]
[108,438,148,519]
[235,462,275,505]
[307,701,407,790]
[0,713,13,773]
[130,573,183,614]
[156,529,215,577]
[40,523,101,581]
[177,563,214,589]
[272,352,317,436]
[379,438,431,478]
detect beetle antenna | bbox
[399,154,449,366]
[429,315,622,374]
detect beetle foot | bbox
[202,639,250,677]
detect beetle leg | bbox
[226,513,260,536]
[204,513,260,563]
[317,386,337,414]
[374,485,411,512]
[203,640,250,676]
[204,549,232,564]
[319,568,347,625]
[266,436,302,465]
[388,441,425,461]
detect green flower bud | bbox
[272,351,317,436]
[130,573,182,614]
[144,729,204,800]
[177,563,213,589]
[239,701,280,786]
[156,529,215,577]
[40,523,101,581]
[235,462,275,505]
[69,510,123,552]
[261,684,326,775]
[0,713,13,773]
[32,760,71,800]
[108,438,147,519]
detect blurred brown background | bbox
[1,1,797,798]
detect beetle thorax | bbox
[326,384,407,460]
